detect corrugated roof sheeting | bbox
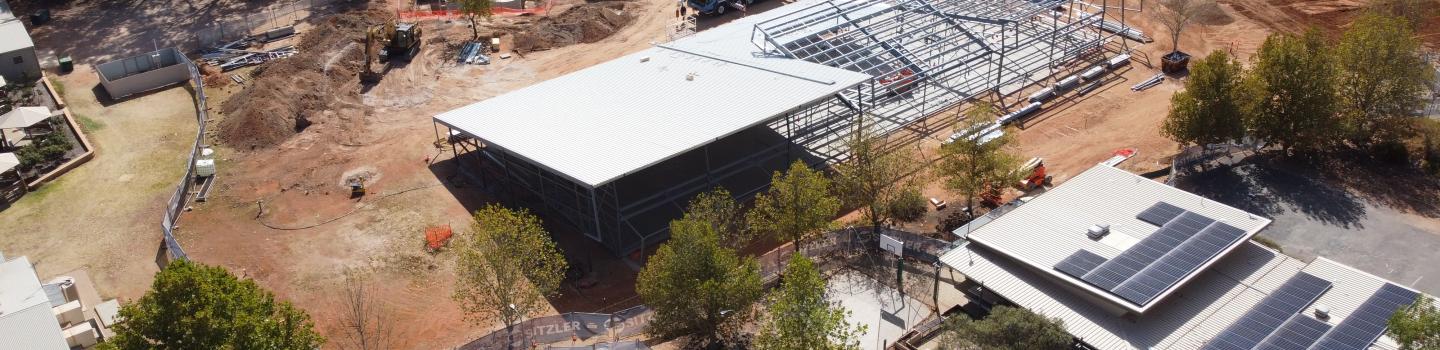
[938,165,1429,350]
[434,0,877,188]
[966,165,1271,311]
[0,256,68,350]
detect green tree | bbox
[637,218,764,347]
[1389,295,1440,350]
[452,204,568,349]
[100,260,324,350]
[457,0,493,39]
[1335,13,1434,146]
[1245,29,1343,153]
[748,160,841,251]
[1162,49,1247,147]
[754,254,865,350]
[833,120,926,236]
[939,306,1071,350]
[683,187,753,250]
[937,104,1022,214]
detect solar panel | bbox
[1112,221,1248,305]
[1309,283,1419,350]
[1137,201,1186,226]
[1205,273,1332,350]
[1082,211,1214,291]
[1054,250,1108,278]
[1255,314,1331,350]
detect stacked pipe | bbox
[1131,73,1164,91]
[943,52,1134,145]
[1097,20,1152,43]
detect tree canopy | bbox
[1244,29,1343,153]
[1335,13,1434,145]
[939,305,1071,350]
[101,260,324,350]
[833,120,926,235]
[748,160,841,251]
[754,254,865,350]
[452,204,568,344]
[1389,296,1440,350]
[1162,49,1247,147]
[937,104,1022,212]
[683,187,753,250]
[637,218,764,346]
[456,0,494,38]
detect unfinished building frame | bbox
[442,0,1130,257]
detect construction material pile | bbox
[217,10,392,150]
[202,46,300,71]
[507,1,635,53]
[457,41,491,65]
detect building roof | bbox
[938,164,1422,350]
[957,165,1272,313]
[0,255,68,350]
[0,16,33,54]
[433,0,876,188]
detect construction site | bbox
[0,0,1438,347]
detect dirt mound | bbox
[509,1,636,53]
[217,10,391,150]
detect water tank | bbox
[195,147,217,178]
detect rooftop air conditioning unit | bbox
[1314,304,1330,320]
[1087,224,1110,239]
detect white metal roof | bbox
[938,164,1424,350]
[943,237,1417,350]
[959,164,1271,313]
[0,256,68,350]
[434,0,876,188]
[0,17,32,54]
[0,152,16,174]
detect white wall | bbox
[0,47,41,82]
[97,47,191,99]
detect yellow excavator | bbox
[360,21,422,84]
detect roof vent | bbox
[1314,304,1330,320]
[1087,224,1110,239]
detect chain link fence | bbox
[456,227,951,348]
[194,0,331,49]
[159,61,208,262]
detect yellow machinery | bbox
[360,21,422,84]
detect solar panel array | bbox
[1206,272,1332,350]
[1051,202,1251,306]
[1055,250,1107,278]
[1309,283,1419,350]
[1137,201,1186,226]
[1255,314,1332,350]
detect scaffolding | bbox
[441,0,1129,258]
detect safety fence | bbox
[159,61,208,261]
[459,227,949,348]
[396,1,552,21]
[459,305,653,349]
[194,0,333,49]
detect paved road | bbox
[1176,156,1440,295]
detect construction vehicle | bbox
[349,176,367,198]
[1014,157,1053,191]
[360,21,423,84]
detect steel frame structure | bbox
[442,0,1126,258]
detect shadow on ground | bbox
[1175,149,1440,294]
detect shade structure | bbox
[0,152,18,174]
[0,107,52,129]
